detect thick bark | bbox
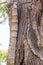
[7,2,18,65]
[15,1,43,65]
[7,0,43,65]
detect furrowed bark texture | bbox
[7,0,43,65]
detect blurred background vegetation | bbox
[0,50,8,63]
[0,0,8,65]
[0,0,8,24]
[0,48,8,65]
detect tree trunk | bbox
[7,0,43,65]
[7,2,18,65]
